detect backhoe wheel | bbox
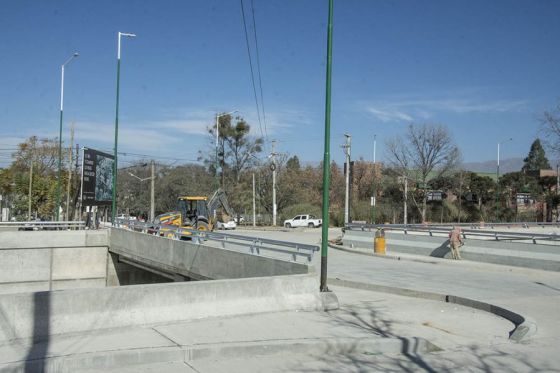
[197,221,210,231]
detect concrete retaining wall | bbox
[0,273,325,343]
[343,229,560,271]
[0,231,109,294]
[109,228,310,280]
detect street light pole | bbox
[150,160,155,222]
[56,52,79,221]
[271,140,277,226]
[495,138,512,222]
[320,0,334,292]
[111,32,136,225]
[342,133,351,225]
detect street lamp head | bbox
[121,32,137,38]
[62,52,80,67]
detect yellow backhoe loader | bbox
[154,189,234,240]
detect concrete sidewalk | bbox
[0,286,513,372]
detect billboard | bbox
[81,148,114,206]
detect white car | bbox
[283,214,322,228]
[216,220,236,230]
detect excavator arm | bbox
[208,188,236,221]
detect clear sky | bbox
[1,0,559,168]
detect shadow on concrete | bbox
[24,292,49,373]
[324,302,437,373]
[429,239,451,258]
[285,302,554,373]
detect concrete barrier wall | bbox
[0,273,324,343]
[109,228,310,280]
[0,231,109,294]
[343,229,560,271]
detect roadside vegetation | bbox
[1,108,560,224]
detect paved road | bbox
[226,227,560,371]
[5,227,560,372]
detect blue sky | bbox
[1,0,559,168]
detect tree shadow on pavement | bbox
[286,302,555,373]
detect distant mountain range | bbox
[462,158,524,174]
[462,158,560,174]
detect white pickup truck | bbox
[283,214,322,228]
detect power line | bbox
[250,0,268,141]
[240,0,265,141]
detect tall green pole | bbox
[112,57,121,225]
[215,114,220,190]
[111,32,135,225]
[56,101,64,221]
[320,0,334,292]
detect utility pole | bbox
[458,171,463,223]
[496,142,500,222]
[556,163,560,194]
[372,134,376,224]
[342,133,351,225]
[28,161,33,221]
[252,173,256,227]
[401,176,408,225]
[271,140,277,226]
[65,123,74,221]
[150,160,155,222]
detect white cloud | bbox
[366,107,413,123]
[363,94,528,123]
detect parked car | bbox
[283,214,322,228]
[216,220,237,230]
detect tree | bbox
[467,172,496,219]
[199,114,263,189]
[522,139,550,172]
[540,103,560,157]
[386,124,461,222]
[3,136,62,220]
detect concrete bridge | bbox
[1,226,559,372]
[0,228,334,345]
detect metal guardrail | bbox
[115,219,319,262]
[0,221,86,230]
[345,223,560,244]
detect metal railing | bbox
[345,223,560,244]
[115,219,319,262]
[0,221,86,230]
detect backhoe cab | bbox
[176,196,211,231]
[156,196,212,240]
[154,189,235,240]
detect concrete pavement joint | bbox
[328,278,537,343]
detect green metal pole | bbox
[215,114,219,190]
[112,58,121,225]
[56,107,63,221]
[320,0,334,292]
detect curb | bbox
[327,277,537,343]
[1,337,440,372]
[328,242,443,265]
